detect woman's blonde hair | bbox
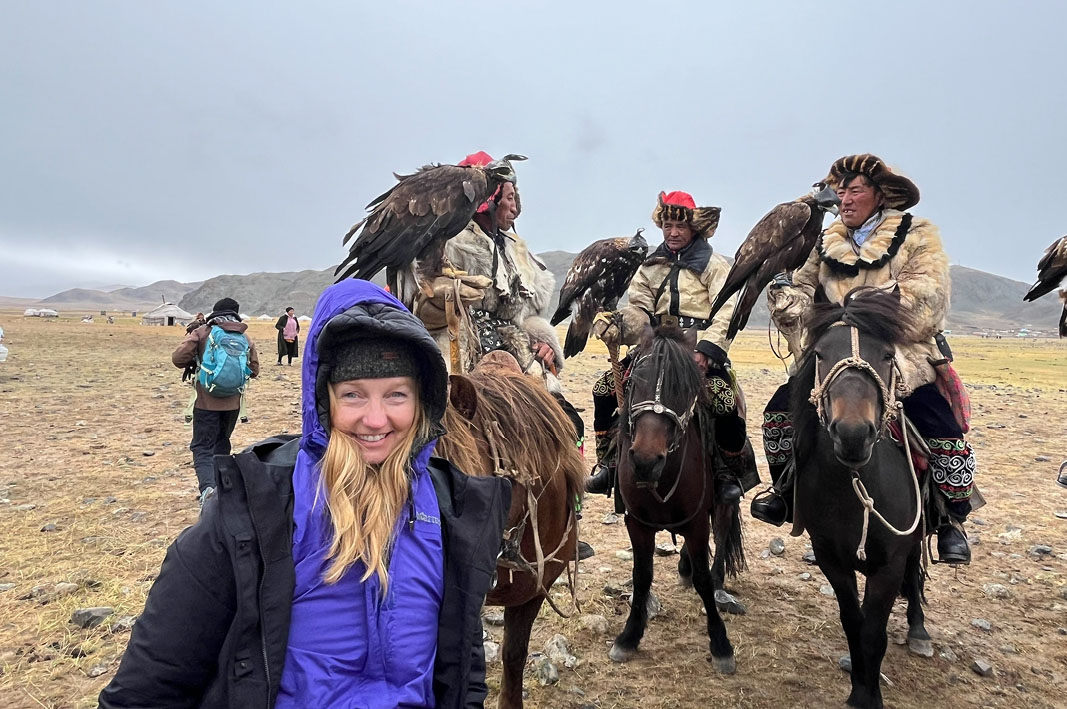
[318,382,430,591]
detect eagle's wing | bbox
[1023,235,1067,301]
[335,164,489,283]
[551,237,631,325]
[710,201,814,322]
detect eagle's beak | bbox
[812,184,841,215]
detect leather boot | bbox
[585,464,615,496]
[936,523,971,564]
[716,475,743,505]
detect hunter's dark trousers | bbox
[189,407,240,493]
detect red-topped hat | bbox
[651,190,721,239]
[458,151,494,168]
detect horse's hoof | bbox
[678,574,693,588]
[907,635,933,657]
[714,589,746,615]
[608,643,636,663]
[711,654,736,674]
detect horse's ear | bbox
[683,326,698,350]
[448,374,478,421]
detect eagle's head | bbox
[629,228,649,256]
[485,154,528,184]
[810,182,841,215]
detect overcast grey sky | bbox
[2,1,1064,298]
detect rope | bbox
[608,341,626,412]
[850,402,923,561]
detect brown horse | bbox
[435,351,586,709]
[609,325,742,673]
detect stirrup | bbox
[749,486,787,527]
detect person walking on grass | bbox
[276,306,300,366]
[171,297,259,504]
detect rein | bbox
[627,351,698,456]
[806,320,922,560]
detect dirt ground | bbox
[0,313,1065,708]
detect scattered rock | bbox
[483,641,500,664]
[983,583,1012,600]
[1034,455,1050,462]
[615,550,633,561]
[87,663,109,678]
[998,644,1018,655]
[655,542,677,556]
[602,583,628,598]
[578,614,610,635]
[129,511,148,523]
[971,618,992,632]
[534,656,559,686]
[15,504,37,511]
[53,582,78,598]
[769,537,786,556]
[839,655,852,673]
[597,566,613,574]
[759,549,770,560]
[483,610,505,626]
[802,548,817,564]
[71,607,114,629]
[1028,544,1053,560]
[103,497,117,504]
[0,583,15,592]
[713,589,746,615]
[110,615,137,633]
[40,523,58,533]
[545,634,578,668]
[940,647,958,662]
[601,513,619,525]
[820,584,836,597]
[142,450,155,457]
[971,658,994,677]
[798,572,811,581]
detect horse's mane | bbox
[437,369,586,505]
[790,287,914,461]
[625,325,707,430]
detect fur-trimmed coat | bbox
[768,209,949,395]
[430,220,563,381]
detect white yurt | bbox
[297,315,312,323]
[141,302,194,327]
[239,313,252,321]
[257,314,273,321]
[23,308,39,317]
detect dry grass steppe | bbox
[0,312,1065,708]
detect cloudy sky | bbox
[2,2,1064,298]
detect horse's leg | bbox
[687,521,736,673]
[678,540,693,588]
[813,544,866,707]
[902,541,931,657]
[710,501,746,614]
[854,562,906,709]
[609,517,656,662]
[498,597,544,709]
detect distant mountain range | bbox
[3,257,1062,334]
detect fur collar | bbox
[818,210,912,277]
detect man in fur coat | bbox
[411,151,563,386]
[588,191,760,506]
[751,154,976,564]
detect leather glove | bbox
[591,311,620,348]
[415,275,492,330]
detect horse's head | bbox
[800,287,911,468]
[624,325,703,486]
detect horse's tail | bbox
[712,500,746,578]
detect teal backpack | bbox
[197,325,251,396]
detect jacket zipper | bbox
[237,456,272,707]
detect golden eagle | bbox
[709,183,840,339]
[1023,234,1067,337]
[334,154,526,300]
[551,229,648,357]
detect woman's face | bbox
[495,182,518,231]
[330,376,418,464]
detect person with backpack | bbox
[172,297,260,503]
[101,279,510,709]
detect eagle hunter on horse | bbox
[588,190,761,509]
[750,154,981,565]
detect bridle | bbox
[808,321,902,439]
[626,350,698,455]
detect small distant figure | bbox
[185,312,206,334]
[171,298,260,504]
[275,306,300,366]
[81,314,94,323]
[106,316,114,324]
[0,325,7,363]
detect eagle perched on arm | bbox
[708,183,840,339]
[1023,234,1067,337]
[334,153,526,301]
[551,229,648,357]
